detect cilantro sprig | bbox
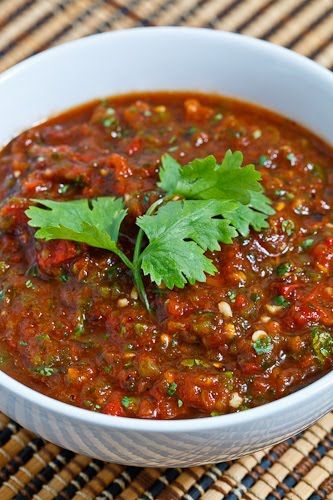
[26,150,274,311]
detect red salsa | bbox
[0,92,332,419]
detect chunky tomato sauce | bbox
[0,92,332,419]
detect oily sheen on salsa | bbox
[0,93,332,419]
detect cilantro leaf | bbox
[137,199,238,288]
[26,197,128,257]
[249,191,274,217]
[219,202,271,236]
[160,150,263,203]
[158,154,181,194]
[158,151,274,235]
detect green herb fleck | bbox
[181,358,208,368]
[167,381,177,396]
[83,400,101,411]
[227,290,237,303]
[250,293,261,302]
[276,262,292,277]
[224,370,234,390]
[19,340,28,347]
[281,219,295,236]
[35,366,55,377]
[274,189,294,200]
[36,333,50,342]
[177,399,183,408]
[312,327,333,363]
[258,155,268,166]
[25,279,35,289]
[253,336,273,355]
[73,314,85,337]
[103,116,117,127]
[121,396,137,408]
[0,352,8,365]
[103,365,113,374]
[272,295,290,308]
[60,273,69,283]
[286,152,297,165]
[58,184,69,194]
[213,112,223,122]
[301,238,314,250]
[311,164,325,179]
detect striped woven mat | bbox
[0,0,333,498]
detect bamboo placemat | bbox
[0,0,333,72]
[0,0,333,498]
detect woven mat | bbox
[0,0,333,498]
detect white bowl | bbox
[0,27,332,467]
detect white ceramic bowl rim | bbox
[0,26,332,434]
